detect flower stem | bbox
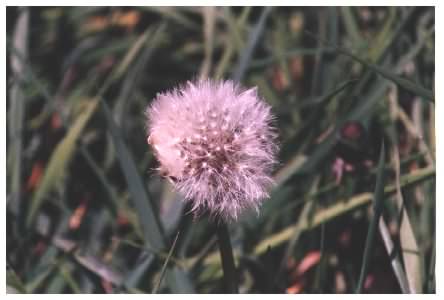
[216,222,239,293]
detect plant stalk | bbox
[216,222,238,293]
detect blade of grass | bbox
[113,24,166,125]
[275,78,358,172]
[7,268,28,294]
[356,142,386,293]
[141,7,199,30]
[25,263,55,293]
[277,151,428,221]
[273,17,295,94]
[340,7,364,46]
[395,101,434,165]
[273,177,320,287]
[46,274,67,293]
[293,77,390,178]
[378,218,411,293]
[392,147,423,293]
[426,238,435,293]
[97,25,164,99]
[314,222,327,292]
[336,46,434,102]
[8,34,144,226]
[305,18,434,102]
[73,252,123,285]
[79,147,119,217]
[298,78,359,108]
[347,7,414,103]
[214,6,251,80]
[112,237,187,269]
[259,168,433,256]
[249,47,334,69]
[232,6,272,82]
[8,7,29,217]
[223,7,245,53]
[123,253,155,289]
[100,98,164,250]
[273,154,307,187]
[164,267,195,293]
[58,261,82,293]
[294,18,432,178]
[199,7,216,79]
[152,231,180,293]
[112,28,154,83]
[116,235,193,292]
[368,7,396,60]
[26,99,99,227]
[104,23,166,169]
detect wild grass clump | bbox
[6,6,434,293]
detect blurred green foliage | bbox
[7,6,434,293]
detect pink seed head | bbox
[146,79,278,221]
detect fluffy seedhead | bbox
[146,79,278,221]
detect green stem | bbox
[216,222,238,293]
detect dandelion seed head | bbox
[146,79,278,221]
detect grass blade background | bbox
[8,7,29,218]
[356,142,386,293]
[26,99,99,227]
[232,6,272,82]
[378,218,411,293]
[100,98,164,250]
[6,7,434,293]
[152,231,180,293]
[100,99,195,293]
[7,268,28,294]
[199,166,434,268]
[392,148,422,293]
[336,47,434,102]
